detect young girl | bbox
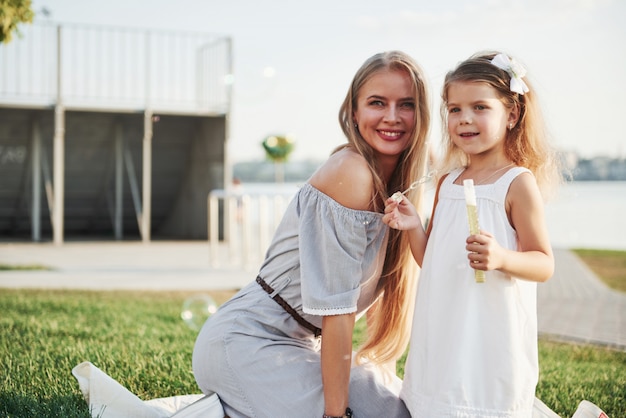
[384,51,561,417]
[193,51,431,418]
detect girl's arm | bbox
[383,196,427,266]
[466,172,554,282]
[383,176,443,267]
[321,313,357,416]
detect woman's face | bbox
[353,68,417,166]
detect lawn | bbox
[1,288,624,418]
[1,248,624,417]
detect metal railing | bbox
[207,184,437,270]
[208,187,299,269]
[0,22,232,114]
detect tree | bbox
[261,134,295,183]
[0,0,34,44]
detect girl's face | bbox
[446,81,517,156]
[353,68,417,166]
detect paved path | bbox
[0,241,252,291]
[1,242,624,350]
[538,249,625,350]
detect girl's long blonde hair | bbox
[336,50,431,365]
[438,51,562,199]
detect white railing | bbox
[207,182,437,270]
[0,23,232,115]
[208,186,299,269]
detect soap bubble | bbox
[181,294,218,331]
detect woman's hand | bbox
[382,194,422,231]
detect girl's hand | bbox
[383,194,422,230]
[465,230,507,271]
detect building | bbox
[0,23,232,243]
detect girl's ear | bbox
[508,103,520,128]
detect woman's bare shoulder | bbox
[309,148,374,211]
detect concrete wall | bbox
[0,108,54,238]
[155,116,226,239]
[0,107,226,241]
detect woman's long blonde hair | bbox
[336,50,431,365]
[438,51,562,199]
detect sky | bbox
[30,0,626,163]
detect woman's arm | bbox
[321,313,357,416]
[309,148,375,415]
[466,172,554,282]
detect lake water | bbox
[238,181,626,251]
[543,181,626,250]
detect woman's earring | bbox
[508,123,514,130]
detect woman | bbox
[192,50,431,418]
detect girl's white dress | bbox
[401,167,539,418]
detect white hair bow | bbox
[490,53,530,95]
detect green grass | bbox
[535,341,625,417]
[0,289,233,418]
[572,248,626,293]
[0,264,49,271]
[1,289,624,418]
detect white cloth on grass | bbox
[71,362,224,418]
[72,361,609,418]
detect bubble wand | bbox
[391,170,437,203]
[463,179,485,283]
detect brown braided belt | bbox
[256,276,322,338]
